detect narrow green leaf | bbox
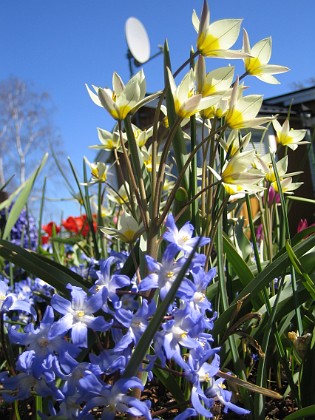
[213,234,315,336]
[2,154,48,240]
[291,226,315,247]
[124,116,151,200]
[285,240,315,300]
[35,396,43,420]
[0,239,88,294]
[300,328,315,408]
[0,175,15,194]
[223,233,254,285]
[223,233,264,309]
[83,160,100,260]
[287,195,315,204]
[284,405,315,419]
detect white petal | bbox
[204,66,234,94]
[199,0,210,37]
[276,156,288,175]
[259,64,289,75]
[195,55,206,92]
[208,165,222,181]
[237,95,263,119]
[167,67,177,96]
[242,29,251,54]
[241,116,275,129]
[98,88,117,115]
[192,10,200,33]
[209,19,242,50]
[251,37,272,65]
[210,49,251,59]
[272,119,282,132]
[86,84,102,107]
[182,94,202,114]
[112,72,125,95]
[256,74,280,84]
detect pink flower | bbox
[256,224,264,242]
[297,219,315,234]
[267,186,280,206]
[297,219,308,233]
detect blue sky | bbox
[1,0,315,220]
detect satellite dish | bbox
[125,17,151,64]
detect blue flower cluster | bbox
[0,205,38,250]
[0,215,250,419]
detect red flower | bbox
[62,215,96,237]
[41,235,49,245]
[42,221,60,237]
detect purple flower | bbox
[157,308,201,367]
[89,348,128,375]
[78,375,152,420]
[9,306,79,362]
[0,279,10,309]
[1,361,64,402]
[163,214,210,254]
[61,360,103,397]
[90,256,131,307]
[1,279,37,319]
[139,244,191,300]
[204,377,251,416]
[256,223,264,242]
[180,348,250,417]
[181,267,217,331]
[114,299,156,351]
[49,284,113,347]
[9,207,38,250]
[42,391,91,419]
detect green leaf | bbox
[291,226,315,247]
[0,175,15,194]
[300,252,315,274]
[300,328,315,408]
[223,233,264,309]
[223,233,254,286]
[284,405,315,419]
[0,239,87,294]
[287,195,315,204]
[213,234,315,337]
[257,281,310,327]
[285,240,315,300]
[1,154,48,240]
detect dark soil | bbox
[0,383,298,419]
[141,379,298,419]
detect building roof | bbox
[264,85,315,106]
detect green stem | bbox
[189,114,199,233]
[158,124,226,229]
[118,120,148,231]
[245,194,262,273]
[271,153,303,334]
